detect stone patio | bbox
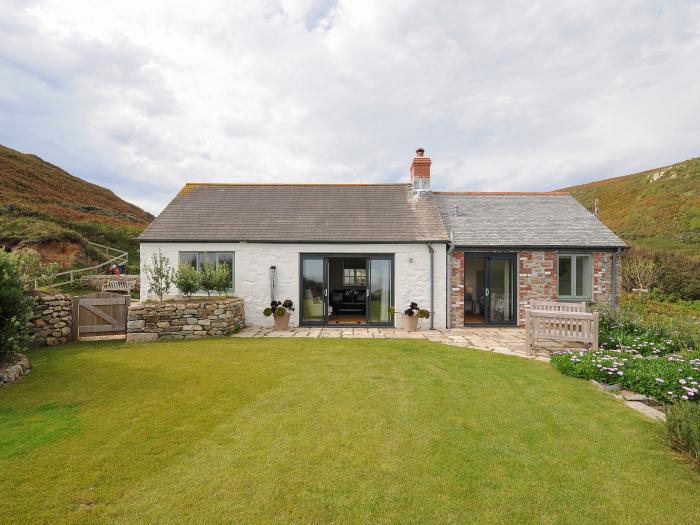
[232,326,581,361]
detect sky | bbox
[1,0,699,215]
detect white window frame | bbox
[343,267,366,287]
[179,251,235,292]
[557,254,592,301]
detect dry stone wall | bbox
[0,354,31,386]
[27,293,73,348]
[127,297,245,343]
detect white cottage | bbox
[139,149,625,329]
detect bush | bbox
[175,264,200,297]
[10,249,43,289]
[144,250,175,301]
[403,302,430,318]
[212,263,232,295]
[0,253,33,358]
[263,300,294,317]
[595,302,699,355]
[666,402,700,467]
[199,262,231,296]
[622,247,700,300]
[550,349,700,403]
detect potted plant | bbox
[401,302,430,332]
[263,299,295,330]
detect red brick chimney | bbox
[410,147,431,193]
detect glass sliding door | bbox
[368,257,393,324]
[300,256,327,324]
[463,253,517,326]
[486,257,516,325]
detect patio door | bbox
[300,256,327,325]
[300,254,394,326]
[464,253,517,326]
[485,255,516,325]
[368,256,392,324]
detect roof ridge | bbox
[432,191,571,196]
[182,182,411,187]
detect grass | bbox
[0,144,152,264]
[1,338,699,523]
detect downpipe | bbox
[446,231,455,329]
[428,242,434,330]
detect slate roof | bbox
[433,193,626,248]
[139,183,449,243]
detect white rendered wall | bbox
[140,242,447,329]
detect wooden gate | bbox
[73,292,130,339]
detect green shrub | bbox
[144,250,175,301]
[195,262,232,297]
[666,402,700,467]
[174,264,200,297]
[211,263,232,295]
[0,252,33,358]
[622,247,700,300]
[262,300,294,318]
[595,302,699,354]
[550,349,700,403]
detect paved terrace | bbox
[233,326,573,361]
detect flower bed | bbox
[551,349,699,403]
[551,303,699,403]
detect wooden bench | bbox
[530,300,587,312]
[525,309,599,354]
[101,280,134,294]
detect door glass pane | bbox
[488,259,514,323]
[558,256,572,296]
[301,258,325,323]
[369,258,392,323]
[576,255,592,298]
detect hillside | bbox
[560,157,700,255]
[0,144,153,268]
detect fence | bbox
[35,240,129,289]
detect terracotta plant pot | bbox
[403,314,419,332]
[273,311,291,331]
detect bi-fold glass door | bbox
[300,254,393,326]
[463,253,517,326]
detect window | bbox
[179,251,234,291]
[343,268,366,287]
[558,254,592,300]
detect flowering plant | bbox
[403,302,430,319]
[263,299,294,318]
[551,348,699,403]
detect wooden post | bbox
[525,310,532,355]
[592,311,599,350]
[71,296,80,341]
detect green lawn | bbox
[1,338,699,524]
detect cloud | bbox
[0,0,699,214]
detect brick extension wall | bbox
[450,250,620,328]
[449,251,464,327]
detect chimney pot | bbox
[410,148,431,193]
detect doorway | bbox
[299,254,394,326]
[463,253,517,326]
